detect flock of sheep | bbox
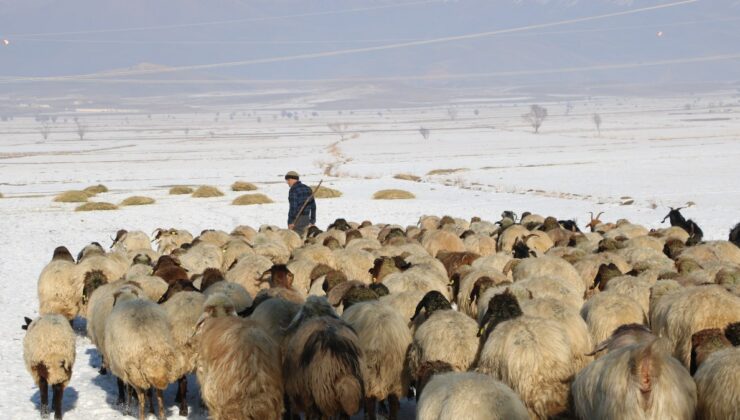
[24,208,740,420]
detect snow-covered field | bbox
[1,91,739,419]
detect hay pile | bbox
[192,186,224,198]
[84,184,108,195]
[312,185,342,199]
[426,168,467,176]
[169,185,194,195]
[53,190,90,203]
[393,173,421,182]
[75,202,118,211]
[121,196,156,206]
[372,189,416,200]
[231,181,258,191]
[232,194,274,205]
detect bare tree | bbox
[447,107,459,121]
[419,127,430,140]
[522,105,548,134]
[592,113,602,136]
[75,120,87,140]
[39,122,52,140]
[328,123,351,141]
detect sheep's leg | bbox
[123,382,132,415]
[135,388,146,420]
[98,355,107,375]
[148,388,155,414]
[177,376,188,416]
[388,394,400,420]
[364,397,377,420]
[156,389,165,420]
[39,376,49,416]
[116,377,126,405]
[52,383,64,420]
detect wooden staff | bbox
[292,179,322,226]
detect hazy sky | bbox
[1,0,738,87]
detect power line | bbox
[10,14,738,47]
[0,0,700,83]
[4,0,443,38]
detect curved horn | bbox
[589,211,594,221]
[596,212,604,219]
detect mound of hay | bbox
[84,184,108,195]
[192,185,224,198]
[231,181,258,191]
[426,168,468,176]
[169,185,194,195]
[394,173,421,182]
[54,190,90,203]
[0,192,3,198]
[312,185,342,199]
[121,196,156,206]
[232,193,274,205]
[75,202,118,211]
[372,189,416,200]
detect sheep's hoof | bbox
[178,405,188,417]
[40,405,49,418]
[98,366,107,375]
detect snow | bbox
[1,92,738,419]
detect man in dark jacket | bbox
[285,171,316,235]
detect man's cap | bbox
[285,171,299,180]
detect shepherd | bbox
[285,171,316,236]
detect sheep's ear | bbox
[21,316,33,330]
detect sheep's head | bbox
[662,207,687,226]
[725,322,740,346]
[460,230,475,240]
[194,293,237,335]
[310,264,334,282]
[341,287,379,309]
[690,328,731,374]
[322,236,341,250]
[598,238,624,252]
[199,268,225,292]
[267,264,294,289]
[382,227,406,245]
[541,217,560,232]
[112,286,141,307]
[512,236,535,259]
[82,270,108,305]
[586,212,605,232]
[414,360,454,400]
[501,211,518,222]
[110,229,128,249]
[153,255,180,271]
[469,276,496,304]
[328,218,351,232]
[306,225,323,238]
[478,289,522,338]
[345,229,363,243]
[154,265,190,285]
[132,253,152,266]
[593,263,623,291]
[663,238,686,260]
[411,291,451,322]
[158,279,200,303]
[369,256,410,282]
[77,242,104,262]
[286,296,338,332]
[368,282,389,297]
[52,246,75,263]
[322,270,348,293]
[587,324,655,356]
[438,215,456,229]
[470,216,482,223]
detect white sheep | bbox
[203,280,253,313]
[37,246,79,321]
[693,346,739,420]
[224,253,273,297]
[341,300,413,419]
[580,291,647,349]
[572,336,696,419]
[178,241,223,275]
[105,288,181,420]
[23,314,76,419]
[417,372,529,420]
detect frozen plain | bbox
[1,91,739,419]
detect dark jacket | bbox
[288,181,316,225]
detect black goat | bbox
[662,207,703,245]
[730,222,740,248]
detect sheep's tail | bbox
[300,324,364,416]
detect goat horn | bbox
[589,212,594,220]
[596,212,604,219]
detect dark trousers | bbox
[293,215,311,236]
